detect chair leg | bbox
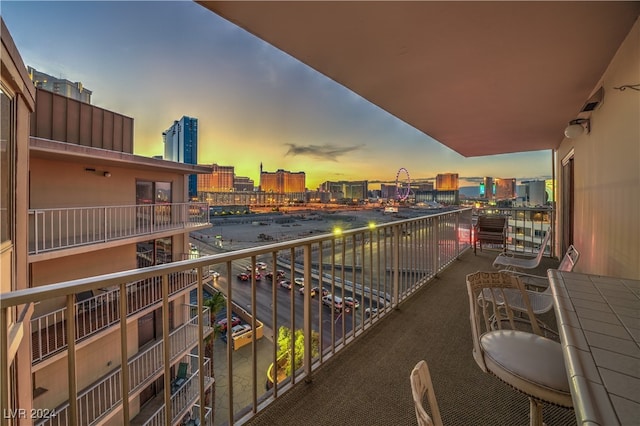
[528,397,544,426]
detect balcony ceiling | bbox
[199,1,639,157]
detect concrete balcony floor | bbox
[243,248,576,425]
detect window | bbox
[1,87,14,243]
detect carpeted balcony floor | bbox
[244,248,576,426]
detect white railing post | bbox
[432,216,440,275]
[104,207,108,243]
[392,224,400,308]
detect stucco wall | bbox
[556,18,640,279]
[29,157,187,209]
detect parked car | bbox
[222,324,251,343]
[279,280,292,290]
[294,277,305,286]
[230,324,251,335]
[343,296,360,309]
[216,316,241,333]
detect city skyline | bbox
[2,1,552,190]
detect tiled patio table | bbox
[547,270,640,425]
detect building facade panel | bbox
[65,97,80,144]
[31,88,134,153]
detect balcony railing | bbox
[31,270,210,364]
[2,208,474,425]
[34,306,212,426]
[139,355,214,426]
[473,206,554,255]
[28,202,210,255]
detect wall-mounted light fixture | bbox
[564,118,590,139]
[85,167,111,177]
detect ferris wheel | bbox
[395,168,411,201]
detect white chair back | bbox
[410,360,443,426]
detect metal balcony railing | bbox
[140,354,214,426]
[28,202,209,255]
[2,208,473,425]
[473,206,554,255]
[31,270,211,364]
[33,306,211,426]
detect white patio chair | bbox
[486,245,580,336]
[467,271,572,426]
[410,360,443,426]
[492,227,551,272]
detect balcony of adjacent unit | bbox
[31,267,212,367]
[3,207,577,426]
[32,304,212,426]
[131,354,215,426]
[28,202,210,260]
[473,206,553,254]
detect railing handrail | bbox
[28,201,208,213]
[4,208,473,309]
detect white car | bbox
[322,294,343,310]
[256,262,267,270]
[294,277,305,286]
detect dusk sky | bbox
[2,1,552,190]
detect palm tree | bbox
[203,290,225,408]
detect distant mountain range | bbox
[459,186,479,198]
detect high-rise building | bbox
[414,182,434,191]
[27,66,92,103]
[319,180,369,201]
[480,177,495,199]
[494,178,517,200]
[198,164,235,192]
[259,166,305,193]
[435,173,459,190]
[521,180,548,206]
[234,176,255,192]
[163,116,198,197]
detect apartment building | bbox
[27,66,92,104]
[3,19,215,425]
